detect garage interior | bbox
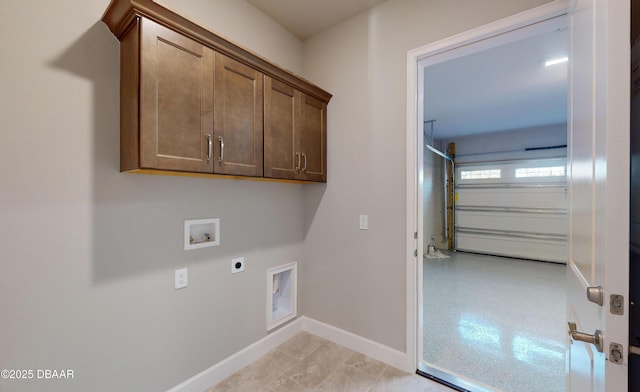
[419,18,569,392]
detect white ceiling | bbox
[424,26,569,140]
[247,0,387,40]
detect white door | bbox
[567,0,630,391]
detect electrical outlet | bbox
[175,268,188,289]
[359,215,368,230]
[232,257,245,274]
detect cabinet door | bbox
[139,18,214,173]
[264,77,298,180]
[213,53,263,177]
[298,93,327,182]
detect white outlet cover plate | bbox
[175,268,188,289]
[232,257,245,274]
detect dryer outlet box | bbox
[232,257,245,274]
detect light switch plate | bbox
[175,268,188,289]
[359,215,368,230]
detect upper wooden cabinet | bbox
[214,54,264,177]
[264,78,297,180]
[298,93,327,182]
[103,0,331,182]
[130,18,214,173]
[264,77,327,182]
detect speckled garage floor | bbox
[423,251,566,392]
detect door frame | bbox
[404,0,570,374]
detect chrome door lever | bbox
[587,286,604,306]
[568,322,603,353]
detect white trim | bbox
[406,0,569,373]
[405,45,419,375]
[166,318,303,392]
[300,317,409,372]
[166,316,409,392]
[408,0,569,64]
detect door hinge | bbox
[609,342,624,364]
[610,294,624,315]
[414,231,418,239]
[414,249,418,257]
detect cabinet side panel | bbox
[120,19,140,172]
[264,77,297,179]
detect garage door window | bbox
[460,169,501,180]
[515,166,565,178]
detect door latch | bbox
[609,342,624,364]
[610,294,624,315]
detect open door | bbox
[567,0,630,390]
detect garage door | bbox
[454,158,567,263]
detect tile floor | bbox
[206,332,451,392]
[423,251,567,392]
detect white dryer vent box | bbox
[266,262,297,331]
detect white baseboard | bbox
[167,316,409,392]
[166,318,304,392]
[300,317,409,372]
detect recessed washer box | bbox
[266,262,297,331]
[184,218,220,250]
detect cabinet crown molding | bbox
[102,0,332,103]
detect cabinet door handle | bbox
[302,153,307,172]
[218,136,224,163]
[295,152,301,171]
[206,134,212,161]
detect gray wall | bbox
[301,0,551,352]
[0,1,305,391]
